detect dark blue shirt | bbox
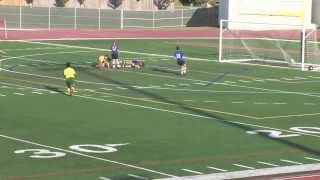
[111,45,118,55]
[174,50,184,62]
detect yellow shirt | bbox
[64,67,76,79]
[97,56,106,64]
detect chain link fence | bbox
[0,5,217,30]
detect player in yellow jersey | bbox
[63,62,76,96]
[96,55,110,69]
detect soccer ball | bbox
[308,66,314,71]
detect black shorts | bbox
[177,60,185,66]
[111,53,118,59]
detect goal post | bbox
[0,18,8,39]
[219,19,318,71]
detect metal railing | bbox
[0,6,200,30]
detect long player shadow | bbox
[81,69,320,157]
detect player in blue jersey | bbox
[174,46,187,75]
[110,40,120,68]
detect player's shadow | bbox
[43,85,66,95]
[151,67,180,75]
[82,69,320,157]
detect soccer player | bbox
[174,46,187,75]
[96,55,110,69]
[110,40,120,68]
[63,62,76,96]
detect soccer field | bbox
[1,39,320,180]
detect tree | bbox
[26,0,33,4]
[179,0,212,6]
[55,0,69,7]
[153,0,171,10]
[107,0,123,9]
[78,0,85,6]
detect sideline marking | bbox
[13,92,24,96]
[0,134,177,178]
[181,169,203,175]
[274,174,320,180]
[0,93,6,96]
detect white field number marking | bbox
[15,143,129,159]
[246,126,320,138]
[69,143,129,153]
[14,149,66,158]
[246,130,300,138]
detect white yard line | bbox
[273,102,287,105]
[232,101,245,104]
[3,81,320,140]
[304,157,320,162]
[31,91,43,95]
[99,177,112,180]
[206,166,228,172]
[0,134,177,178]
[128,174,148,180]
[257,161,279,167]
[181,169,204,175]
[233,163,255,170]
[280,159,303,165]
[164,84,176,87]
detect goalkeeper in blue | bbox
[174,46,187,75]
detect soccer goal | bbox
[219,20,319,71]
[0,18,8,39]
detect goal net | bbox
[0,18,8,39]
[219,20,319,71]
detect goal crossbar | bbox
[219,19,318,71]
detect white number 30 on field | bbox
[14,143,129,159]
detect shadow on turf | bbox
[82,69,320,157]
[151,67,180,75]
[43,85,66,95]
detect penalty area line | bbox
[0,134,177,178]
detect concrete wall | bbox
[219,0,313,30]
[0,0,21,6]
[312,0,320,25]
